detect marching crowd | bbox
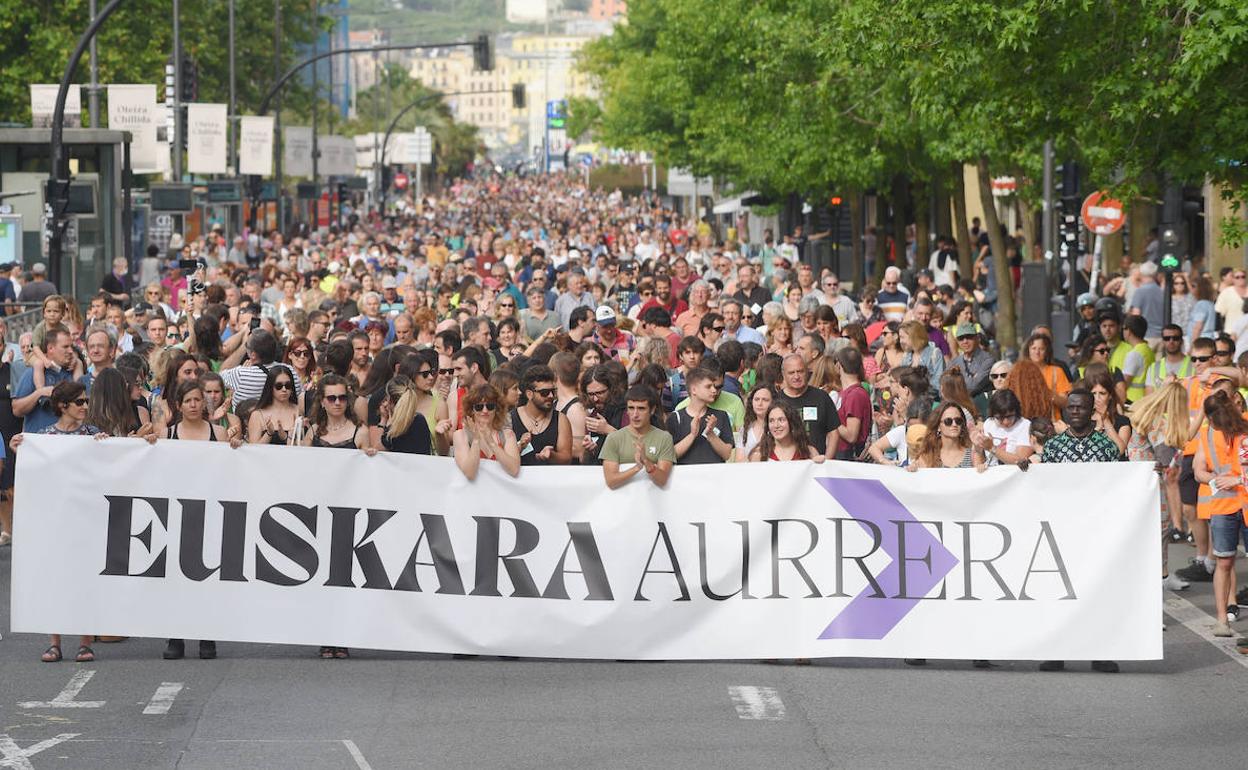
[3,171,1247,669]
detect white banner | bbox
[30,84,82,127]
[283,126,313,178]
[238,115,275,176]
[106,84,160,173]
[11,436,1162,661]
[322,135,356,176]
[187,103,228,175]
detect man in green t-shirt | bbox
[600,385,677,489]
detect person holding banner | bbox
[749,401,823,462]
[600,385,675,489]
[453,383,521,480]
[910,403,985,471]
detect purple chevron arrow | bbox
[816,477,958,640]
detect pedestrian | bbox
[453,383,521,480]
[600,385,676,488]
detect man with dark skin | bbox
[1020,388,1120,674]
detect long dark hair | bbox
[313,373,357,436]
[1205,389,1248,438]
[757,401,813,461]
[358,347,399,397]
[743,382,776,437]
[917,402,972,466]
[86,368,138,436]
[256,364,297,410]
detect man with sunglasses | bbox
[511,365,572,466]
[948,323,995,396]
[877,266,910,322]
[1145,324,1192,395]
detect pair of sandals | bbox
[318,646,349,659]
[41,645,93,663]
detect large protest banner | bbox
[11,436,1162,661]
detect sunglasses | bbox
[498,303,515,308]
[273,381,294,391]
[472,402,497,412]
[1217,349,1233,356]
[530,387,557,397]
[323,394,348,403]
[989,372,1009,380]
[710,326,725,333]
[70,397,89,406]
[416,368,436,378]
[1093,347,1110,355]
[942,417,966,427]
[290,349,311,358]
[1191,355,1212,362]
[1161,335,1182,342]
[439,368,455,375]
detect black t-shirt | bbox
[585,400,627,466]
[367,389,385,426]
[732,287,772,323]
[667,406,734,464]
[776,386,841,456]
[382,419,432,455]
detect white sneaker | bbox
[1163,574,1190,591]
[1214,621,1233,637]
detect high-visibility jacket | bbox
[1147,356,1193,390]
[1107,339,1132,374]
[1196,426,1244,520]
[1182,376,1217,456]
[1125,342,1155,403]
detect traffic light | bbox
[512,83,526,110]
[180,53,198,102]
[1055,161,1081,260]
[472,34,493,72]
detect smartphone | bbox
[249,317,262,331]
[178,258,198,273]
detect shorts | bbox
[1210,513,1248,558]
[1179,454,1198,506]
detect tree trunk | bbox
[914,177,930,274]
[1018,196,1039,262]
[850,188,864,289]
[891,175,909,275]
[976,156,1018,354]
[933,170,952,240]
[873,194,888,283]
[952,161,973,278]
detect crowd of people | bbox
[3,171,1246,669]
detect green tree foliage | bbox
[0,0,321,125]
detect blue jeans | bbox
[1209,513,1248,558]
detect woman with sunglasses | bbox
[910,403,985,471]
[874,321,906,374]
[11,382,102,663]
[302,374,370,454]
[1076,334,1112,379]
[493,294,518,321]
[382,349,451,454]
[1170,272,1194,337]
[453,383,521,480]
[748,400,824,462]
[857,285,884,327]
[284,336,318,391]
[248,365,300,445]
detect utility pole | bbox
[274,0,284,232]
[228,0,236,174]
[1042,139,1055,259]
[311,0,320,229]
[87,0,100,127]
[172,0,182,179]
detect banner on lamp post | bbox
[106,84,160,174]
[11,436,1163,663]
[30,84,82,128]
[283,126,313,178]
[187,103,228,175]
[238,116,275,176]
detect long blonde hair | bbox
[1128,381,1188,448]
[386,374,422,439]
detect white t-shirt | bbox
[982,417,1032,465]
[883,424,909,465]
[1216,287,1246,333]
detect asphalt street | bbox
[1,542,1246,770]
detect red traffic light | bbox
[830,196,843,206]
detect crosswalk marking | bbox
[18,670,105,709]
[728,685,786,720]
[142,683,184,715]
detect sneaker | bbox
[1229,605,1241,623]
[1166,526,1184,543]
[1186,531,1196,544]
[1091,660,1120,673]
[198,641,217,660]
[1162,574,1191,591]
[1175,563,1213,583]
[1038,660,1065,672]
[1214,622,1234,637]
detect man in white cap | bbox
[592,305,635,362]
[20,263,58,304]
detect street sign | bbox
[547,99,566,129]
[1081,191,1125,235]
[394,172,409,190]
[206,180,243,204]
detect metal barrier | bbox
[4,307,48,344]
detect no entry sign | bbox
[1081,192,1125,235]
[394,172,410,190]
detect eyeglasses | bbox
[416,368,436,378]
[290,349,311,358]
[439,368,455,375]
[883,281,898,287]
[1217,349,1233,357]
[639,290,654,296]
[498,302,515,308]
[942,416,966,427]
[324,394,348,403]
[472,402,497,412]
[586,387,610,398]
[989,372,1009,380]
[273,381,294,391]
[710,325,725,333]
[1161,335,1182,342]
[1191,355,1212,362]
[70,397,89,406]
[531,387,557,397]
[1236,274,1246,280]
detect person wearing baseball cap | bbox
[20,262,58,305]
[593,305,636,363]
[948,322,994,397]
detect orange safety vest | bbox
[1196,426,1244,520]
[1182,377,1216,456]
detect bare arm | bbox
[453,429,482,481]
[602,459,641,489]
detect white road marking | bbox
[727,685,786,721]
[18,671,105,709]
[1164,593,1248,670]
[142,683,184,715]
[0,733,80,770]
[343,740,374,770]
